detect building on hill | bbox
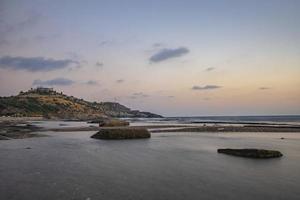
[36,87,54,93]
[25,87,55,95]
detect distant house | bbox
[36,87,54,93]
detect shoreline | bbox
[0,120,45,140]
[1,118,300,140]
[151,125,300,133]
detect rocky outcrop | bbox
[0,88,163,120]
[91,128,151,139]
[97,102,163,118]
[217,148,283,158]
[0,135,10,140]
[0,121,44,140]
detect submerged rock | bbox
[0,122,44,140]
[0,135,10,140]
[217,148,283,158]
[91,128,150,139]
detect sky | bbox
[0,0,299,116]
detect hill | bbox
[0,88,162,120]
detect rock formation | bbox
[0,88,163,120]
[217,148,283,158]
[91,128,151,139]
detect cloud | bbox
[192,85,222,90]
[259,87,271,90]
[149,47,189,63]
[130,92,149,99]
[116,79,124,83]
[33,78,75,86]
[0,11,43,47]
[95,62,104,68]
[64,52,88,67]
[205,67,215,72]
[34,34,60,42]
[99,40,114,47]
[0,39,9,46]
[0,56,78,72]
[152,43,164,48]
[0,12,42,35]
[86,80,99,85]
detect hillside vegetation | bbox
[0,88,162,120]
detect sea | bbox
[0,115,300,200]
[127,115,300,126]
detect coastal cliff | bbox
[0,88,162,120]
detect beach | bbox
[1,119,300,200]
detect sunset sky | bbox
[0,0,299,116]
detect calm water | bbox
[1,121,300,200]
[127,115,300,126]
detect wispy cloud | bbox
[34,34,60,42]
[99,40,114,47]
[85,80,99,85]
[0,40,9,47]
[95,62,104,68]
[259,87,271,90]
[0,12,42,35]
[0,56,78,72]
[130,92,149,99]
[0,11,43,47]
[205,67,215,72]
[33,78,75,86]
[152,43,164,48]
[192,85,222,90]
[149,47,189,63]
[116,79,124,83]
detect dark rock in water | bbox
[88,120,101,124]
[91,128,150,139]
[0,135,10,140]
[217,148,283,158]
[0,122,44,140]
[280,137,285,140]
[98,118,129,127]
